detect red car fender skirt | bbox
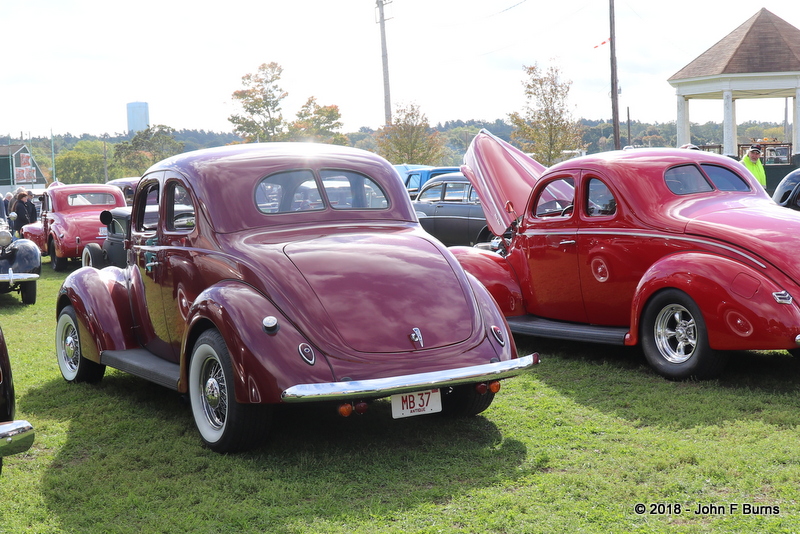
[185,281,336,405]
[58,266,138,362]
[450,246,524,317]
[631,252,800,351]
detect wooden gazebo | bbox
[668,8,800,164]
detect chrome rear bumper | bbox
[281,354,538,402]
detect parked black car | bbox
[1,326,34,474]
[0,215,40,305]
[772,168,800,209]
[412,172,493,246]
[81,207,131,268]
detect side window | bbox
[665,165,713,195]
[406,173,421,190]
[468,187,480,203]
[166,183,195,231]
[586,178,617,217]
[534,178,575,217]
[417,183,444,202]
[444,182,468,202]
[135,184,160,232]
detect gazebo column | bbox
[676,96,690,147]
[723,90,737,156]
[794,88,800,157]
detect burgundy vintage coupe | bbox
[55,143,536,452]
[453,130,800,380]
[23,183,126,271]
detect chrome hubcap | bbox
[654,304,697,364]
[62,327,79,371]
[200,359,226,430]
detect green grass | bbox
[2,260,800,532]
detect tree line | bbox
[8,60,791,183]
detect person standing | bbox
[740,144,766,188]
[13,192,33,237]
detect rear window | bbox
[67,192,118,206]
[256,169,388,213]
[665,165,713,195]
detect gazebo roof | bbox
[668,8,800,100]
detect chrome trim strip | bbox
[0,273,39,283]
[281,354,536,402]
[0,420,35,457]
[519,228,768,269]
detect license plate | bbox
[99,227,108,236]
[390,388,442,419]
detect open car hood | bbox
[461,129,546,236]
[283,233,475,353]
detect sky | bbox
[2,0,799,139]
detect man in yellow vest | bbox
[740,144,766,188]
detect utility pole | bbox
[376,0,392,125]
[609,0,621,150]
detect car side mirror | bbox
[99,210,113,225]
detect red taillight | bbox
[338,403,354,417]
[475,383,488,395]
[354,401,368,414]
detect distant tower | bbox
[127,102,150,133]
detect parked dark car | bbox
[57,142,537,453]
[1,326,35,474]
[395,166,460,199]
[0,215,40,305]
[106,177,140,206]
[772,168,800,209]
[81,207,130,268]
[412,172,493,246]
[454,129,800,380]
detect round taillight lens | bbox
[338,403,354,417]
[354,401,368,414]
[475,383,488,395]
[488,380,501,393]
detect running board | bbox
[101,349,181,390]
[506,315,629,345]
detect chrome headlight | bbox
[0,230,12,248]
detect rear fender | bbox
[57,266,138,363]
[631,252,800,350]
[450,246,524,316]
[184,281,336,404]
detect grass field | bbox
[2,259,800,533]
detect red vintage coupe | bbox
[454,130,800,380]
[55,143,536,452]
[23,183,126,271]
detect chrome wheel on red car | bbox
[189,329,271,453]
[55,305,105,383]
[641,289,727,380]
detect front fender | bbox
[21,222,45,253]
[450,246,524,316]
[184,281,336,404]
[630,252,800,351]
[57,266,138,363]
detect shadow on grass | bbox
[514,334,800,430]
[20,371,532,532]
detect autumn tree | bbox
[508,63,583,166]
[229,62,288,142]
[375,104,447,165]
[54,151,105,183]
[286,97,347,145]
[113,125,184,175]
